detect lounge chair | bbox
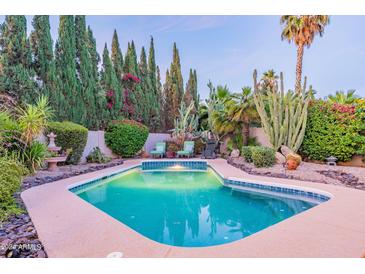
[177,141,195,158]
[150,142,166,158]
[201,140,217,159]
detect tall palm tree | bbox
[327,90,359,104]
[280,15,330,93]
[225,87,258,146]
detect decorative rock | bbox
[280,145,294,157]
[230,149,240,158]
[275,152,286,164]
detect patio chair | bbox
[201,139,217,159]
[150,142,166,158]
[177,141,195,158]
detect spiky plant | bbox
[172,101,199,145]
[253,69,311,152]
[327,90,359,104]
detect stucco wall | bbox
[249,127,271,147]
[81,132,172,162]
[42,128,269,162]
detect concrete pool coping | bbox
[21,158,365,258]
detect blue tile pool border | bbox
[68,161,331,204]
[141,160,207,171]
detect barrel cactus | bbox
[253,70,311,152]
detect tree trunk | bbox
[242,121,250,146]
[295,43,304,94]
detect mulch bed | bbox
[0,159,124,258]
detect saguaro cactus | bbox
[253,70,310,152]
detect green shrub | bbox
[251,146,276,167]
[300,101,365,162]
[105,120,148,157]
[241,146,254,163]
[19,141,47,173]
[47,121,88,164]
[86,147,111,164]
[0,155,27,223]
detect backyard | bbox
[0,15,365,259]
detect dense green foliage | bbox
[0,155,27,223]
[0,16,199,133]
[0,16,36,103]
[105,120,149,157]
[300,100,365,162]
[86,147,111,164]
[251,146,276,167]
[241,146,255,163]
[47,121,88,164]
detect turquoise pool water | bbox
[74,167,317,247]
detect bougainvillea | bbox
[300,100,365,162]
[106,89,115,110]
[122,73,140,83]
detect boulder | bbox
[230,149,240,158]
[275,152,286,164]
[280,145,294,157]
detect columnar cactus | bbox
[253,70,310,152]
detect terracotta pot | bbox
[286,159,298,170]
[166,151,176,158]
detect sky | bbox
[1,15,365,99]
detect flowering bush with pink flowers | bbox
[300,100,365,162]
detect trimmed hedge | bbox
[47,121,88,164]
[251,146,276,167]
[0,155,27,223]
[300,101,365,162]
[105,120,148,157]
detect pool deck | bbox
[21,158,365,258]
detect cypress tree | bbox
[86,25,108,128]
[55,15,81,122]
[147,36,161,131]
[156,65,165,131]
[123,40,142,121]
[111,29,124,85]
[75,15,100,129]
[100,43,122,120]
[30,16,60,105]
[86,26,100,81]
[167,42,184,121]
[183,69,195,112]
[170,42,184,103]
[193,69,199,110]
[184,68,199,112]
[163,69,175,130]
[138,46,151,124]
[0,16,37,104]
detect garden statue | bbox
[45,132,67,171]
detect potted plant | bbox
[166,141,180,158]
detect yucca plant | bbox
[16,96,53,145]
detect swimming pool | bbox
[70,163,328,247]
